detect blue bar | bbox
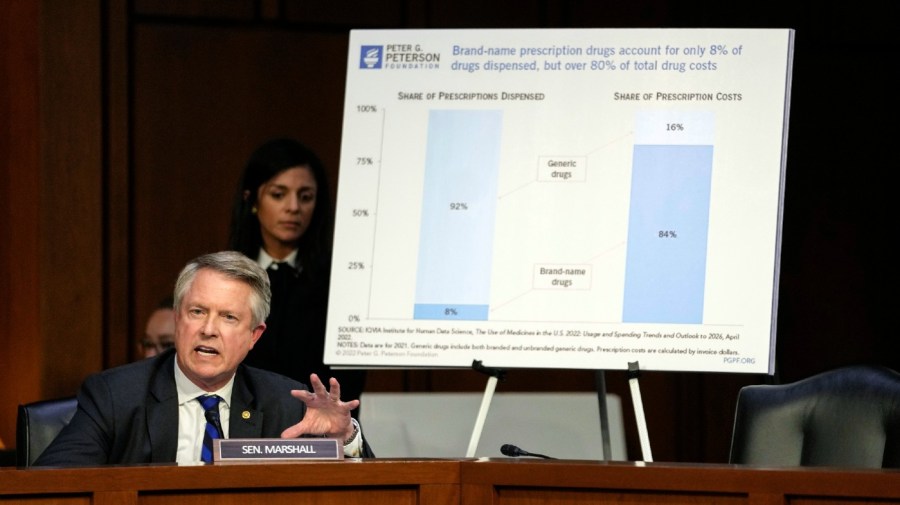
[622,144,713,324]
[413,304,490,320]
[414,110,502,321]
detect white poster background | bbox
[326,29,794,374]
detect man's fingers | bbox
[290,389,314,401]
[328,377,342,398]
[281,421,307,439]
[308,373,328,395]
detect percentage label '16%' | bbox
[666,123,684,131]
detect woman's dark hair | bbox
[228,138,334,279]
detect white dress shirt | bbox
[174,360,233,465]
[257,247,299,271]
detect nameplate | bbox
[214,438,343,463]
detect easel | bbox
[467,360,622,461]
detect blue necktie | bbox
[198,395,222,463]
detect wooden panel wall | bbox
[0,0,43,450]
[0,0,105,448]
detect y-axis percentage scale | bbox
[333,103,389,325]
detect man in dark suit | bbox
[36,251,372,466]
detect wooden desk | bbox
[0,459,459,505]
[2,459,899,505]
[461,459,900,505]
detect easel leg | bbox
[467,360,506,458]
[594,370,612,461]
[627,361,653,462]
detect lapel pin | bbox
[242,411,251,419]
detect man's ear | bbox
[249,323,266,348]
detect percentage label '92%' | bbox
[449,202,468,210]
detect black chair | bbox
[16,397,77,467]
[729,365,900,468]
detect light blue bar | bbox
[622,144,713,324]
[413,304,490,320]
[414,110,502,321]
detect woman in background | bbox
[228,138,366,411]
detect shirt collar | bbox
[257,248,298,270]
[174,356,235,407]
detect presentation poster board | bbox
[326,29,794,374]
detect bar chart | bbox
[622,111,714,324]
[414,110,502,321]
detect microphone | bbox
[205,409,225,439]
[500,443,555,459]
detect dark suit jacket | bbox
[35,349,373,466]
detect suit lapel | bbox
[147,353,179,462]
[229,367,264,438]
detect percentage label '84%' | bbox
[658,230,678,238]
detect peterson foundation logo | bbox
[359,45,383,69]
[359,43,440,70]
